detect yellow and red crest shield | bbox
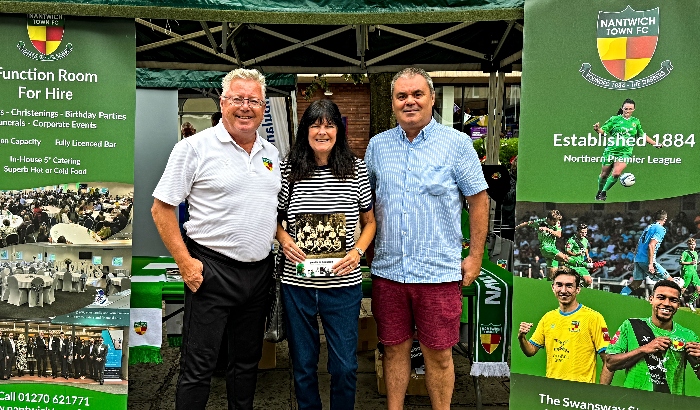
[27,14,64,56]
[480,333,501,354]
[597,6,659,81]
[134,321,148,335]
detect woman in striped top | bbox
[276,99,376,410]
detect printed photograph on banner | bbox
[518,0,700,203]
[0,183,133,320]
[293,213,346,277]
[514,196,700,306]
[510,275,700,406]
[0,319,128,393]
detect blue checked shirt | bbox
[365,118,488,283]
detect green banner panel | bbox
[519,0,700,203]
[0,383,127,410]
[0,14,135,189]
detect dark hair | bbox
[577,223,588,231]
[211,112,222,127]
[616,98,635,115]
[57,236,67,244]
[552,268,581,288]
[654,209,667,221]
[653,279,681,295]
[286,99,356,183]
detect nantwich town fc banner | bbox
[0,13,134,410]
[518,0,700,203]
[0,13,135,190]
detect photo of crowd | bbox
[0,184,132,319]
[0,320,127,392]
[514,196,700,308]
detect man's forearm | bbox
[151,199,191,265]
[518,336,537,357]
[605,350,645,371]
[466,190,489,259]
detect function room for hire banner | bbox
[0,13,134,410]
[518,0,700,204]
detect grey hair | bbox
[391,67,434,96]
[221,68,267,100]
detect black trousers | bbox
[37,353,47,376]
[49,351,59,376]
[175,240,273,410]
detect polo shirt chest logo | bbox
[262,157,273,171]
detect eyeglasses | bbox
[222,96,265,108]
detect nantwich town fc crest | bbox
[134,321,148,335]
[580,6,672,90]
[17,14,73,61]
[479,323,503,354]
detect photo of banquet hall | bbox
[0,183,132,319]
[0,319,128,392]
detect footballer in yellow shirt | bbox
[518,269,612,383]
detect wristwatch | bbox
[354,247,365,256]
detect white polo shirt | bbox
[153,123,281,262]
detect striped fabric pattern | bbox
[365,118,488,283]
[278,158,373,288]
[153,124,281,262]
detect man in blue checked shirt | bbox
[365,67,489,410]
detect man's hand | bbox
[179,256,204,293]
[686,341,700,359]
[518,322,533,338]
[461,255,481,286]
[648,263,656,274]
[641,336,671,355]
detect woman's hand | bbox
[281,240,306,264]
[333,249,360,276]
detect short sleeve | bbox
[601,116,616,134]
[651,225,665,243]
[606,320,630,355]
[636,120,645,139]
[355,159,373,213]
[565,239,574,253]
[152,140,199,206]
[277,161,291,222]
[364,140,376,190]
[529,315,547,349]
[454,136,488,197]
[591,312,610,353]
[682,251,691,263]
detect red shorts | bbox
[371,276,462,350]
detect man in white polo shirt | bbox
[152,68,281,410]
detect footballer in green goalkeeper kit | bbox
[593,98,660,201]
[681,238,700,312]
[606,279,700,395]
[565,223,606,287]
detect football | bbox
[619,173,635,187]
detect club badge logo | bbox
[479,323,503,354]
[671,338,685,351]
[570,320,580,332]
[580,6,672,90]
[262,157,273,171]
[134,321,148,335]
[17,14,73,61]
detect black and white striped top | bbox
[278,158,373,288]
